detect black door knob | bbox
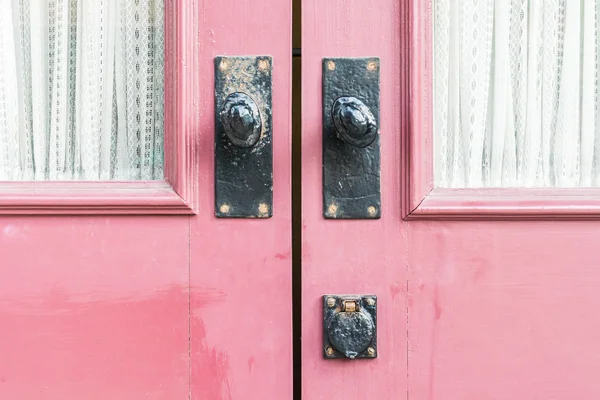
[220,92,262,148]
[331,96,377,148]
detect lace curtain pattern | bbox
[434,1,600,188]
[0,0,164,181]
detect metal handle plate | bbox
[214,56,273,219]
[322,58,381,220]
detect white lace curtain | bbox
[0,0,164,181]
[434,1,600,188]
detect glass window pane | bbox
[0,0,164,181]
[433,1,600,188]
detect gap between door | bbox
[292,0,302,397]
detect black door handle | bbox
[332,96,377,148]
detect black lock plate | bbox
[323,295,377,359]
[322,58,381,219]
[215,56,273,218]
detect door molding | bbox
[402,0,600,221]
[0,0,197,215]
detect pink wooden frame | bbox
[403,0,600,220]
[0,0,197,215]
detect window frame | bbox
[0,0,197,215]
[402,0,600,220]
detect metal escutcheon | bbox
[322,57,381,220]
[323,295,377,359]
[214,56,273,219]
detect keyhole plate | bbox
[322,58,381,219]
[323,295,378,360]
[215,56,273,218]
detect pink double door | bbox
[3,0,600,399]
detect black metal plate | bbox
[215,56,273,218]
[323,58,381,219]
[323,295,378,359]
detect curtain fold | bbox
[434,0,600,188]
[0,0,164,181]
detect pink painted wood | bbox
[0,216,190,398]
[304,0,600,399]
[0,1,193,397]
[0,0,197,215]
[0,0,292,398]
[191,0,292,399]
[301,0,407,398]
[404,1,600,398]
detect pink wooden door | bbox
[302,1,600,399]
[0,1,292,399]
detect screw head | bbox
[367,206,377,217]
[219,204,230,214]
[366,297,376,306]
[367,347,376,356]
[327,60,336,71]
[258,203,270,217]
[326,297,336,308]
[326,347,335,356]
[367,61,378,71]
[219,59,229,71]
[327,204,338,216]
[258,59,269,70]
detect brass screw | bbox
[366,298,376,306]
[258,59,269,70]
[367,347,376,356]
[219,204,230,214]
[258,203,269,216]
[326,297,336,308]
[327,60,336,71]
[327,204,338,215]
[367,61,378,71]
[367,206,377,217]
[219,60,229,71]
[326,347,334,356]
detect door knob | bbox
[323,295,377,359]
[220,92,262,148]
[332,96,377,148]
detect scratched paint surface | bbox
[0,217,190,398]
[408,221,600,398]
[192,0,292,399]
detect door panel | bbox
[301,0,407,398]
[405,1,600,397]
[192,1,293,399]
[409,222,600,398]
[0,216,190,398]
